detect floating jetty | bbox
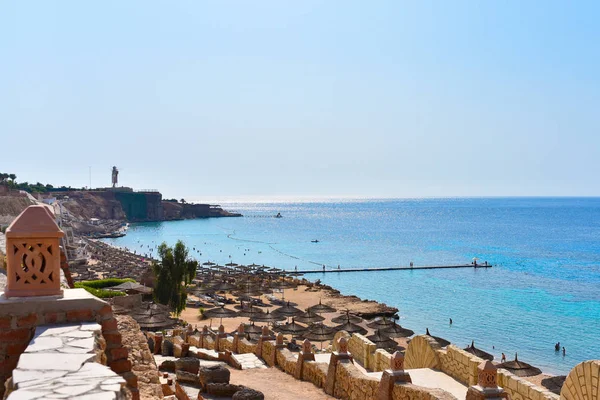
[296,263,492,274]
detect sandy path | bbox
[229,368,334,400]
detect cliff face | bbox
[57,190,240,223]
[162,201,241,220]
[60,191,126,220]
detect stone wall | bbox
[219,337,234,352]
[5,322,128,399]
[348,333,377,369]
[262,340,276,367]
[238,338,257,354]
[116,315,162,400]
[498,369,559,400]
[438,345,481,386]
[560,360,600,400]
[373,348,393,372]
[276,348,298,375]
[302,361,329,389]
[0,289,135,399]
[333,359,380,400]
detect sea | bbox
[104,197,600,376]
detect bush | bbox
[74,278,134,298]
[76,278,135,289]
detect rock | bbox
[176,370,200,385]
[159,360,176,372]
[232,388,265,400]
[162,339,174,356]
[175,357,200,374]
[147,337,154,353]
[206,383,243,397]
[199,365,230,389]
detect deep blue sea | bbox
[104,198,600,375]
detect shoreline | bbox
[92,238,559,389]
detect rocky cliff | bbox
[162,201,241,220]
[57,190,240,223]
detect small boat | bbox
[311,240,319,243]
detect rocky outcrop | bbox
[162,201,241,220]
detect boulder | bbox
[175,357,200,374]
[206,383,243,397]
[147,337,155,353]
[199,365,230,390]
[176,370,200,386]
[159,359,176,372]
[232,388,265,400]
[162,339,174,356]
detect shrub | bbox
[74,277,134,298]
[76,278,135,289]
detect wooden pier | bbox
[296,263,492,274]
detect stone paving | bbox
[7,322,126,400]
[232,353,268,370]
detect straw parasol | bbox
[367,317,396,329]
[381,322,414,338]
[497,353,542,377]
[367,330,399,351]
[203,306,239,325]
[238,305,264,318]
[109,281,152,294]
[275,318,308,337]
[209,281,237,292]
[331,311,362,324]
[333,321,367,335]
[308,299,336,314]
[272,301,304,318]
[464,341,494,361]
[425,328,450,347]
[243,322,263,335]
[250,310,286,324]
[302,324,336,349]
[295,309,325,324]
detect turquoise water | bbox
[105,198,600,375]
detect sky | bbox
[1,1,599,200]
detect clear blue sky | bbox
[1,1,599,200]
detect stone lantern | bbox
[4,205,64,298]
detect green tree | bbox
[152,241,198,316]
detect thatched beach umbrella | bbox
[367,317,395,329]
[243,322,263,335]
[272,301,303,318]
[238,304,264,318]
[302,324,336,349]
[367,331,399,351]
[425,328,450,347]
[464,341,494,361]
[381,322,414,338]
[497,353,542,377]
[109,281,152,294]
[295,309,325,324]
[250,310,286,324]
[331,311,363,324]
[204,306,239,325]
[333,321,367,336]
[308,299,336,314]
[275,318,308,337]
[209,281,237,292]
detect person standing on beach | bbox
[501,353,506,362]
